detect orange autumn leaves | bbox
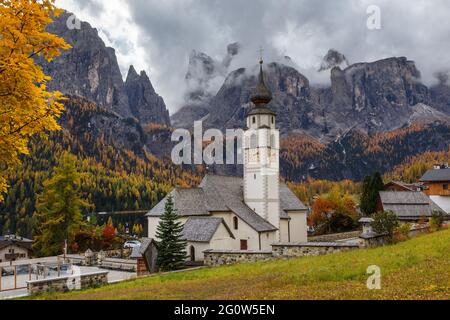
[309,186,359,234]
[0,0,70,201]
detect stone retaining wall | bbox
[27,271,108,295]
[309,231,361,242]
[204,243,359,267]
[204,250,273,267]
[272,242,359,258]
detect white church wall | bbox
[210,223,236,250]
[259,231,276,250]
[211,212,265,250]
[279,219,290,243]
[147,216,188,239]
[186,242,210,262]
[288,211,308,243]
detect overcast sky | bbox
[56,0,450,113]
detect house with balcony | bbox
[420,165,450,214]
[0,235,33,263]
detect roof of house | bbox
[0,235,33,251]
[384,181,422,192]
[147,174,308,233]
[182,217,234,243]
[379,191,446,219]
[420,168,450,182]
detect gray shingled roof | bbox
[182,217,234,242]
[420,168,450,182]
[146,174,308,233]
[147,188,209,217]
[280,183,308,212]
[379,191,446,219]
[199,175,277,232]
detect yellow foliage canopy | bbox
[0,0,70,201]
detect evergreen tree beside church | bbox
[155,195,187,271]
[360,172,384,216]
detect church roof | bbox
[250,60,273,106]
[182,217,235,243]
[147,174,308,233]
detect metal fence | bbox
[0,263,72,292]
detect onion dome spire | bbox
[250,58,273,106]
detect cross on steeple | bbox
[258,47,264,64]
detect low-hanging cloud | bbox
[57,0,450,113]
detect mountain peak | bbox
[319,49,349,72]
[126,65,139,81]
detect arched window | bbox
[271,116,274,124]
[189,246,195,262]
[252,116,256,124]
[270,134,276,148]
[250,134,257,149]
[233,217,239,230]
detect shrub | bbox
[372,211,399,239]
[395,223,411,242]
[429,210,446,231]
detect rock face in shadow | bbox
[40,11,170,127]
[125,66,170,127]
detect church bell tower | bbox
[243,58,280,239]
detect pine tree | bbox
[155,195,186,271]
[360,172,384,216]
[33,153,90,257]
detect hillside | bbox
[31,229,450,300]
[0,98,201,237]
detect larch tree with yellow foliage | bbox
[0,0,70,201]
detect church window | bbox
[250,134,257,149]
[233,217,239,230]
[254,174,256,180]
[271,117,274,124]
[189,246,195,262]
[252,117,256,124]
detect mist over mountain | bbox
[36,11,450,181]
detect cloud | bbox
[56,0,450,113]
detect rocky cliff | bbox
[125,66,170,126]
[40,11,170,127]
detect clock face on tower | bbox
[247,149,259,163]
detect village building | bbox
[376,191,445,222]
[383,181,423,192]
[147,59,309,262]
[420,165,450,214]
[0,235,33,263]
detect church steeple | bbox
[243,55,281,241]
[250,59,273,106]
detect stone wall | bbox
[359,225,432,247]
[27,271,108,295]
[308,231,361,242]
[204,243,359,267]
[272,242,359,258]
[204,250,273,267]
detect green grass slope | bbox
[31,229,450,300]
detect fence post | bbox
[29,264,32,281]
[14,265,17,290]
[57,262,60,277]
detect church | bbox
[146,59,308,262]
